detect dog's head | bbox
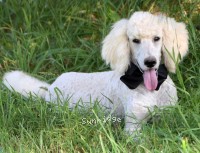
[102,11,188,75]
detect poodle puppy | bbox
[3,11,188,134]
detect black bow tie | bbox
[120,63,168,91]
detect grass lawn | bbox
[0,0,200,152]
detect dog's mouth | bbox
[136,61,158,91]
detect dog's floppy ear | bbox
[102,19,130,74]
[161,15,188,73]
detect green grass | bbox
[0,0,200,152]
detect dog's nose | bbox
[144,56,157,68]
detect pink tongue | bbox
[143,69,158,91]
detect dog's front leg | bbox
[124,100,150,135]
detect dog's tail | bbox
[2,71,50,99]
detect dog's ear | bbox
[102,19,130,74]
[161,15,188,73]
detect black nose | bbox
[144,56,157,68]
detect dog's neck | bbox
[120,62,168,91]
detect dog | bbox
[3,11,188,134]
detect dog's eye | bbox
[132,39,141,44]
[154,36,160,42]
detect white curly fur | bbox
[2,11,188,134]
[102,12,188,74]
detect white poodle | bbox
[3,11,188,134]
